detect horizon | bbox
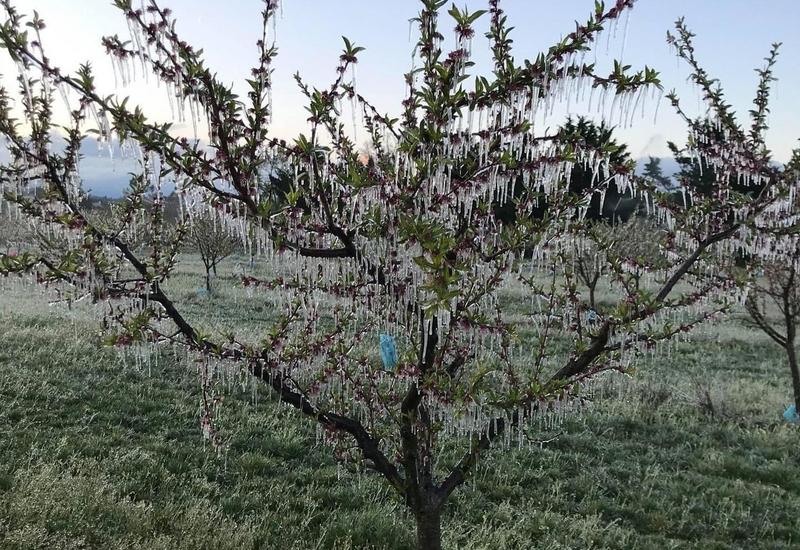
[1,133,686,198]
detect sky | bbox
[2,1,799,195]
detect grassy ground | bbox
[0,256,798,549]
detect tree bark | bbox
[415,507,442,550]
[788,343,800,411]
[205,267,212,293]
[785,301,799,411]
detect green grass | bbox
[1,258,799,549]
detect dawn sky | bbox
[5,0,800,167]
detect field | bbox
[1,255,798,549]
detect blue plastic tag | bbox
[783,405,799,424]
[380,334,398,371]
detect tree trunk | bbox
[786,305,798,411]
[205,268,212,293]
[788,342,800,411]
[415,507,442,550]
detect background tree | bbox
[560,116,640,222]
[0,3,796,549]
[187,212,238,292]
[666,115,771,205]
[571,216,663,311]
[494,116,639,224]
[742,149,800,419]
[641,156,673,191]
[746,248,800,418]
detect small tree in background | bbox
[186,212,238,292]
[742,150,800,419]
[0,2,797,548]
[571,225,607,312]
[571,216,663,311]
[746,246,800,418]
